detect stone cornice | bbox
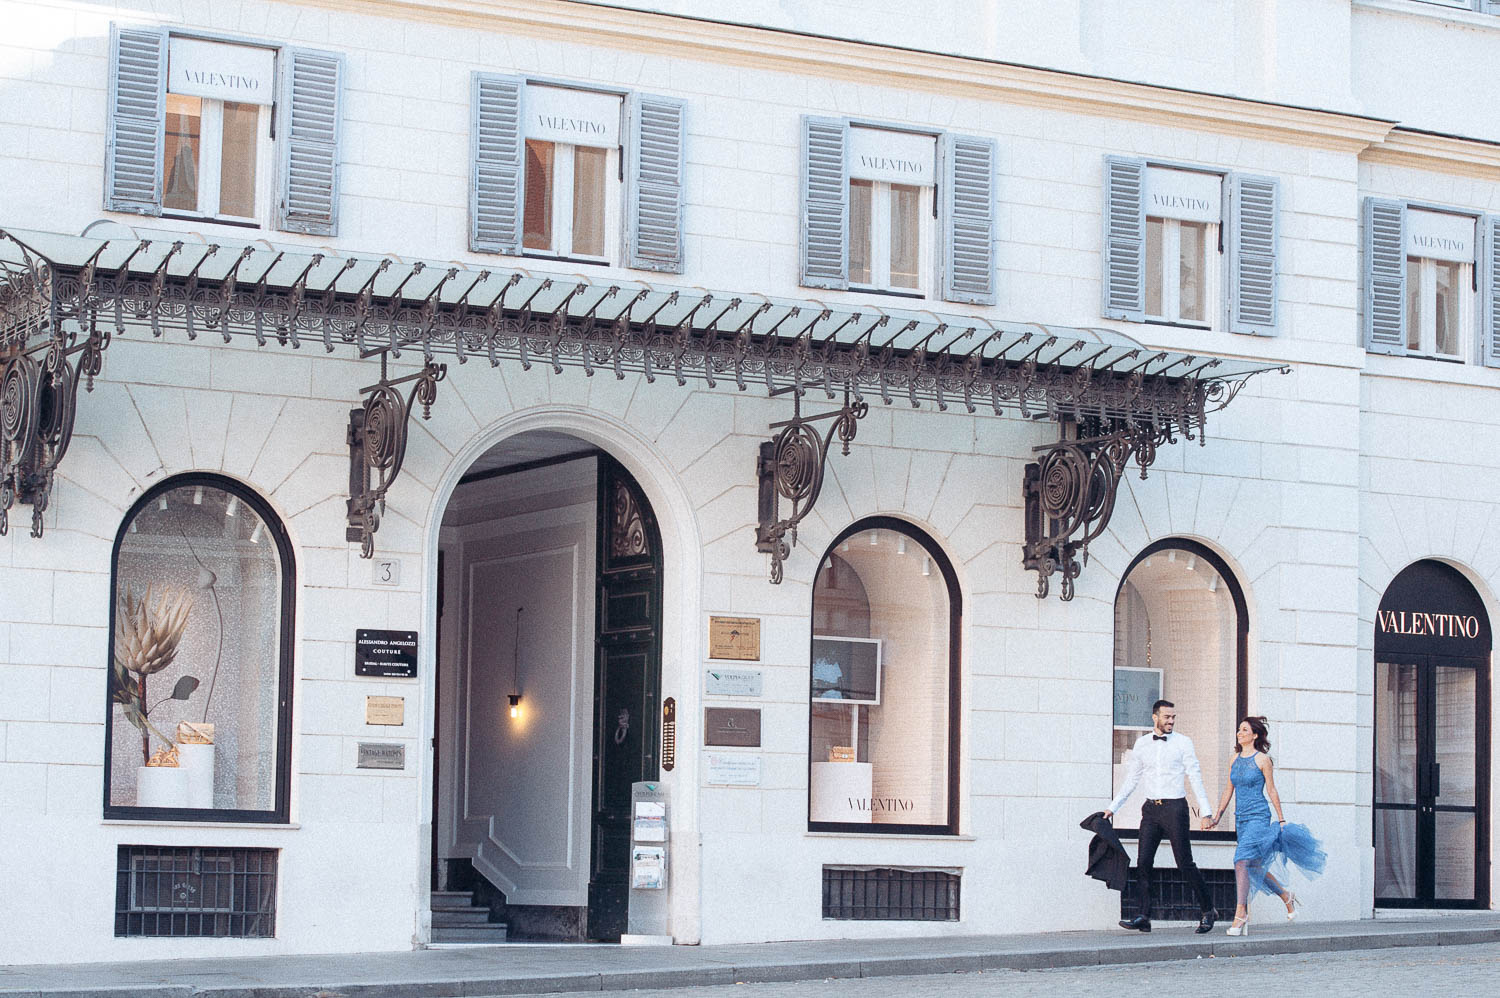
[306,0,1399,153]
[1361,128,1500,181]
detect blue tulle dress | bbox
[1231,752,1327,900]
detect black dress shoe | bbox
[1196,909,1217,933]
[1119,916,1152,932]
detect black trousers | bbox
[1135,797,1212,917]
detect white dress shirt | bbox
[1109,730,1212,816]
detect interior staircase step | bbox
[429,924,508,943]
[432,909,494,927]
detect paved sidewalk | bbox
[3,914,1499,998]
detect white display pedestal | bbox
[810,762,873,823]
[137,765,189,808]
[178,742,215,809]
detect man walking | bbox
[1105,699,1216,933]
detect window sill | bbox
[805,831,975,842]
[1355,0,1500,31]
[848,285,927,300]
[1364,350,1499,387]
[522,251,614,268]
[1143,318,1214,331]
[102,819,300,829]
[161,211,262,230]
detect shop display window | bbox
[809,520,959,833]
[105,476,293,821]
[1112,542,1245,833]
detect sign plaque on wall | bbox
[705,753,762,787]
[355,629,418,678]
[365,695,405,726]
[356,742,406,770]
[708,616,760,661]
[704,707,761,747]
[705,668,763,697]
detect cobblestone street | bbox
[523,942,1500,998]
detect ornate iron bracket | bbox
[346,354,446,558]
[1022,418,1176,601]
[755,388,868,584]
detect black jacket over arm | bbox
[1080,811,1130,893]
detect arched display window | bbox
[104,475,295,822]
[808,518,960,834]
[1373,560,1491,909]
[1112,539,1247,836]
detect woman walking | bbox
[1208,716,1326,935]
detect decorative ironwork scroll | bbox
[346,356,446,558]
[610,477,650,560]
[756,388,868,584]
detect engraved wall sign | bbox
[704,707,761,747]
[705,753,762,786]
[356,742,406,770]
[708,616,761,661]
[355,629,418,678]
[365,695,405,726]
[705,668,763,697]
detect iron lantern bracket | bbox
[346,353,446,559]
[755,387,868,584]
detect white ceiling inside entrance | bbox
[460,430,597,482]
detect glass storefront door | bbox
[1374,655,1485,907]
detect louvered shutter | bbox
[1484,2,1500,15]
[1482,214,1500,367]
[1102,156,1146,321]
[276,47,343,236]
[800,116,849,290]
[626,93,686,273]
[940,133,997,305]
[105,25,166,216]
[470,73,525,255]
[1225,172,1279,336]
[1362,198,1407,355]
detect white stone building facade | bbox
[0,0,1496,964]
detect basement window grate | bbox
[115,846,277,937]
[1120,866,1238,921]
[822,866,960,921]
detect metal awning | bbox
[1,225,1284,595]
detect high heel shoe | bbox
[1225,915,1250,936]
[1284,893,1301,922]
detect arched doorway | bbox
[1373,561,1491,909]
[432,431,662,941]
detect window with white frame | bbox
[1102,157,1279,336]
[847,127,937,295]
[521,86,622,261]
[1143,167,1221,326]
[163,39,273,222]
[1406,210,1475,361]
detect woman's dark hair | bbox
[1234,715,1271,755]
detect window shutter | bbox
[1362,197,1407,355]
[1102,156,1146,321]
[800,116,849,290]
[277,47,344,236]
[940,133,997,305]
[1484,2,1500,15]
[626,92,686,273]
[1483,214,1500,367]
[104,25,166,216]
[470,73,525,255]
[1225,172,1279,336]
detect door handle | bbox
[1431,762,1441,799]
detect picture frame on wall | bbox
[1113,666,1162,730]
[811,635,882,705]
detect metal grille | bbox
[115,846,277,937]
[822,867,960,921]
[1120,866,1236,921]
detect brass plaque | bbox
[356,742,406,770]
[704,707,761,747]
[708,616,760,661]
[365,695,405,726]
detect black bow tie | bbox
[1153,735,1168,741]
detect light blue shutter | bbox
[1225,172,1279,336]
[1102,156,1146,321]
[277,47,344,236]
[104,25,166,216]
[1483,214,1500,367]
[1362,198,1407,355]
[626,92,686,273]
[800,116,848,290]
[470,73,525,255]
[1484,2,1500,15]
[940,133,997,305]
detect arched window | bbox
[1112,540,1246,835]
[105,475,294,821]
[809,518,960,834]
